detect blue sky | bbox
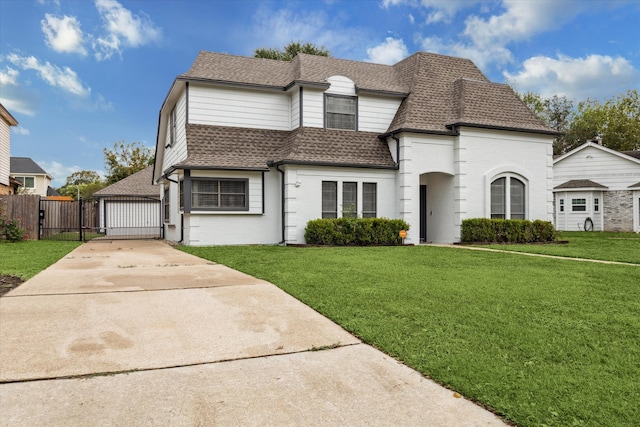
[1,0,639,187]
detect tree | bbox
[254,41,329,61]
[57,170,105,200]
[564,89,640,153]
[518,91,574,155]
[103,141,154,185]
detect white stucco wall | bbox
[282,165,397,244]
[395,128,553,244]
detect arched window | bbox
[491,176,526,219]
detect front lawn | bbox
[0,240,81,279]
[481,231,640,264]
[180,244,640,427]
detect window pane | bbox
[572,198,586,212]
[342,182,357,218]
[491,177,506,219]
[220,180,245,194]
[322,181,337,219]
[327,113,356,130]
[192,180,217,194]
[326,95,356,130]
[326,96,355,114]
[221,194,246,208]
[510,178,525,219]
[192,193,217,208]
[363,182,377,218]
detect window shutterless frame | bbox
[324,94,357,130]
[190,178,249,211]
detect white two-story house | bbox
[153,51,557,246]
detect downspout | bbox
[272,163,286,244]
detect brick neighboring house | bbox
[153,51,558,246]
[553,141,640,232]
[0,103,19,195]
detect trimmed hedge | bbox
[305,218,410,246]
[461,218,557,243]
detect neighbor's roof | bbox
[93,166,159,197]
[0,103,18,126]
[622,150,640,160]
[173,124,396,172]
[629,181,640,189]
[554,179,608,190]
[10,157,51,177]
[178,51,556,136]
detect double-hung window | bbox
[362,183,377,218]
[571,198,586,212]
[191,179,248,210]
[322,181,338,218]
[491,176,526,219]
[325,95,357,130]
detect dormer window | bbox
[325,94,357,130]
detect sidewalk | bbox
[0,240,506,426]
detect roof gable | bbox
[93,166,159,197]
[554,141,640,166]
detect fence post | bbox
[78,198,83,242]
[38,198,43,240]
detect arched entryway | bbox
[419,172,455,243]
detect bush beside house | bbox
[305,218,410,246]
[461,218,556,243]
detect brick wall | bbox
[603,190,633,232]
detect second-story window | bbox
[325,95,356,130]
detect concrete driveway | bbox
[0,240,506,426]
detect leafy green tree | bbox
[57,170,105,200]
[254,41,329,61]
[519,91,574,155]
[564,89,640,152]
[103,141,154,185]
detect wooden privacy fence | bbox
[0,195,100,240]
[0,194,40,239]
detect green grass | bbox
[0,240,82,279]
[180,244,640,427]
[480,231,640,264]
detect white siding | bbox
[0,118,9,186]
[303,89,324,128]
[290,88,300,129]
[162,91,188,173]
[283,166,397,244]
[326,76,356,96]
[554,190,604,231]
[554,145,640,190]
[189,84,290,130]
[359,96,402,133]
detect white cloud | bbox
[6,53,90,97]
[504,54,640,100]
[420,36,512,69]
[12,127,30,135]
[0,95,37,116]
[93,0,161,60]
[37,160,81,184]
[366,37,409,64]
[0,66,19,85]
[41,14,87,55]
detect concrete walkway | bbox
[0,240,506,426]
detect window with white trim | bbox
[572,198,586,212]
[322,181,338,218]
[363,183,377,218]
[191,178,248,210]
[325,95,356,130]
[15,176,35,189]
[594,198,599,212]
[559,198,564,212]
[491,176,526,219]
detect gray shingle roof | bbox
[622,150,640,160]
[179,51,555,136]
[10,157,50,175]
[176,124,396,171]
[554,179,608,190]
[93,166,159,198]
[629,181,640,188]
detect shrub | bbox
[0,207,29,242]
[305,218,410,246]
[461,218,556,244]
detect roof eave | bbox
[378,128,457,139]
[447,122,562,136]
[269,160,398,170]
